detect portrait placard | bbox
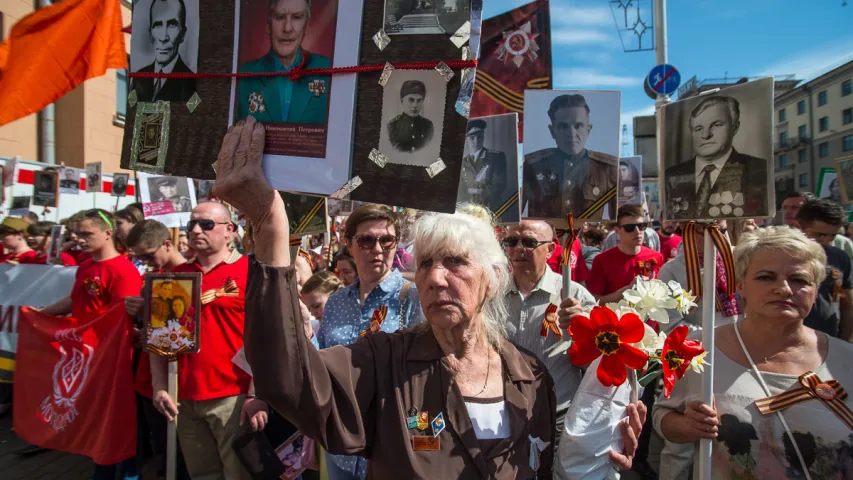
[196,179,215,202]
[46,225,64,264]
[59,167,81,195]
[86,162,103,193]
[3,157,16,187]
[32,171,59,208]
[815,167,853,219]
[280,192,326,235]
[276,432,309,480]
[143,272,202,357]
[111,173,130,197]
[618,156,643,206]
[457,113,519,223]
[522,90,620,226]
[130,101,171,173]
[835,156,853,205]
[138,172,197,228]
[10,196,30,216]
[659,77,775,221]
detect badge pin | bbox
[431,412,446,437]
[407,416,419,429]
[408,407,418,417]
[592,186,600,195]
[417,411,429,431]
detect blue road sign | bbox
[647,64,681,96]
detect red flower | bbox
[661,325,705,398]
[568,306,649,386]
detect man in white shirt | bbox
[132,0,196,102]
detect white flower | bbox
[635,323,667,357]
[622,279,677,324]
[689,351,711,373]
[605,299,639,318]
[675,291,698,315]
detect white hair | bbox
[734,226,827,284]
[412,211,509,350]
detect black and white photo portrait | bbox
[660,77,774,221]
[112,173,130,197]
[196,179,214,202]
[32,171,59,207]
[130,0,199,103]
[86,162,103,193]
[522,90,620,224]
[457,113,519,222]
[383,0,471,35]
[618,155,643,206]
[59,167,81,195]
[835,156,853,205]
[378,70,447,167]
[147,176,193,213]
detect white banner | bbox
[0,264,77,382]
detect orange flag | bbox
[0,0,127,126]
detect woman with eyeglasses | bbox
[313,203,424,480]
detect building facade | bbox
[0,0,132,173]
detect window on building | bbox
[843,79,852,97]
[819,142,829,157]
[116,69,127,120]
[819,116,829,132]
[798,100,806,115]
[818,90,828,106]
[799,174,808,187]
[844,135,853,152]
[779,154,788,168]
[780,131,788,146]
[778,109,786,122]
[844,108,853,125]
[799,148,807,163]
[798,125,807,139]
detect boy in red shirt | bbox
[587,205,664,303]
[41,209,142,478]
[658,217,682,263]
[0,217,38,264]
[19,221,77,266]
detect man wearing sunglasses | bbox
[795,199,853,342]
[502,220,596,439]
[587,205,664,304]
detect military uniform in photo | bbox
[387,80,434,153]
[458,120,507,206]
[154,177,192,213]
[523,148,617,220]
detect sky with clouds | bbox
[482,0,853,153]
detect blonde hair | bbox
[734,226,827,284]
[457,203,497,227]
[412,211,509,351]
[302,271,344,297]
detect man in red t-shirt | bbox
[150,202,262,480]
[40,209,143,477]
[19,221,77,266]
[658,218,682,263]
[0,217,38,264]
[546,237,589,282]
[587,205,664,303]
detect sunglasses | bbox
[619,223,648,233]
[135,244,163,263]
[187,219,230,232]
[353,234,397,251]
[502,236,552,249]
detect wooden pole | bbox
[698,232,716,479]
[166,360,178,480]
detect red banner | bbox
[13,304,136,465]
[470,0,552,142]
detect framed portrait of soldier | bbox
[10,196,30,216]
[618,156,643,206]
[46,225,64,264]
[138,172,197,228]
[522,90,620,227]
[111,173,130,197]
[143,272,202,357]
[835,156,853,204]
[130,0,200,103]
[32,170,59,208]
[59,167,81,195]
[659,77,775,221]
[86,162,103,193]
[456,113,519,223]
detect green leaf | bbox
[638,369,662,387]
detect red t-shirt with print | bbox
[659,234,683,263]
[19,252,78,266]
[1,250,39,264]
[547,240,588,282]
[172,254,250,401]
[70,255,143,319]
[587,246,664,296]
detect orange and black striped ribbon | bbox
[540,303,561,338]
[561,214,577,267]
[289,237,302,247]
[360,305,388,337]
[682,222,736,299]
[201,279,239,304]
[494,192,519,218]
[755,372,852,431]
[297,248,312,264]
[637,259,658,278]
[579,186,617,219]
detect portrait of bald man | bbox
[132,0,198,103]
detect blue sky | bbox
[482,0,853,148]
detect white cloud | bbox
[757,39,853,82]
[551,29,613,45]
[547,4,616,46]
[555,68,642,88]
[551,5,613,27]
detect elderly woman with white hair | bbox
[654,226,853,480]
[212,118,564,478]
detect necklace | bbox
[470,350,492,397]
[761,339,806,363]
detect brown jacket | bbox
[244,259,557,479]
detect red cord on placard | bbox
[127,59,478,82]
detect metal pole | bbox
[654,0,670,109]
[38,0,56,165]
[698,232,717,480]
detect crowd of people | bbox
[1,122,852,479]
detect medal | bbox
[593,186,600,195]
[412,436,440,451]
[417,411,429,431]
[431,412,445,437]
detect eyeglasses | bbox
[353,234,397,251]
[618,223,648,233]
[502,236,552,249]
[135,244,163,263]
[187,219,230,232]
